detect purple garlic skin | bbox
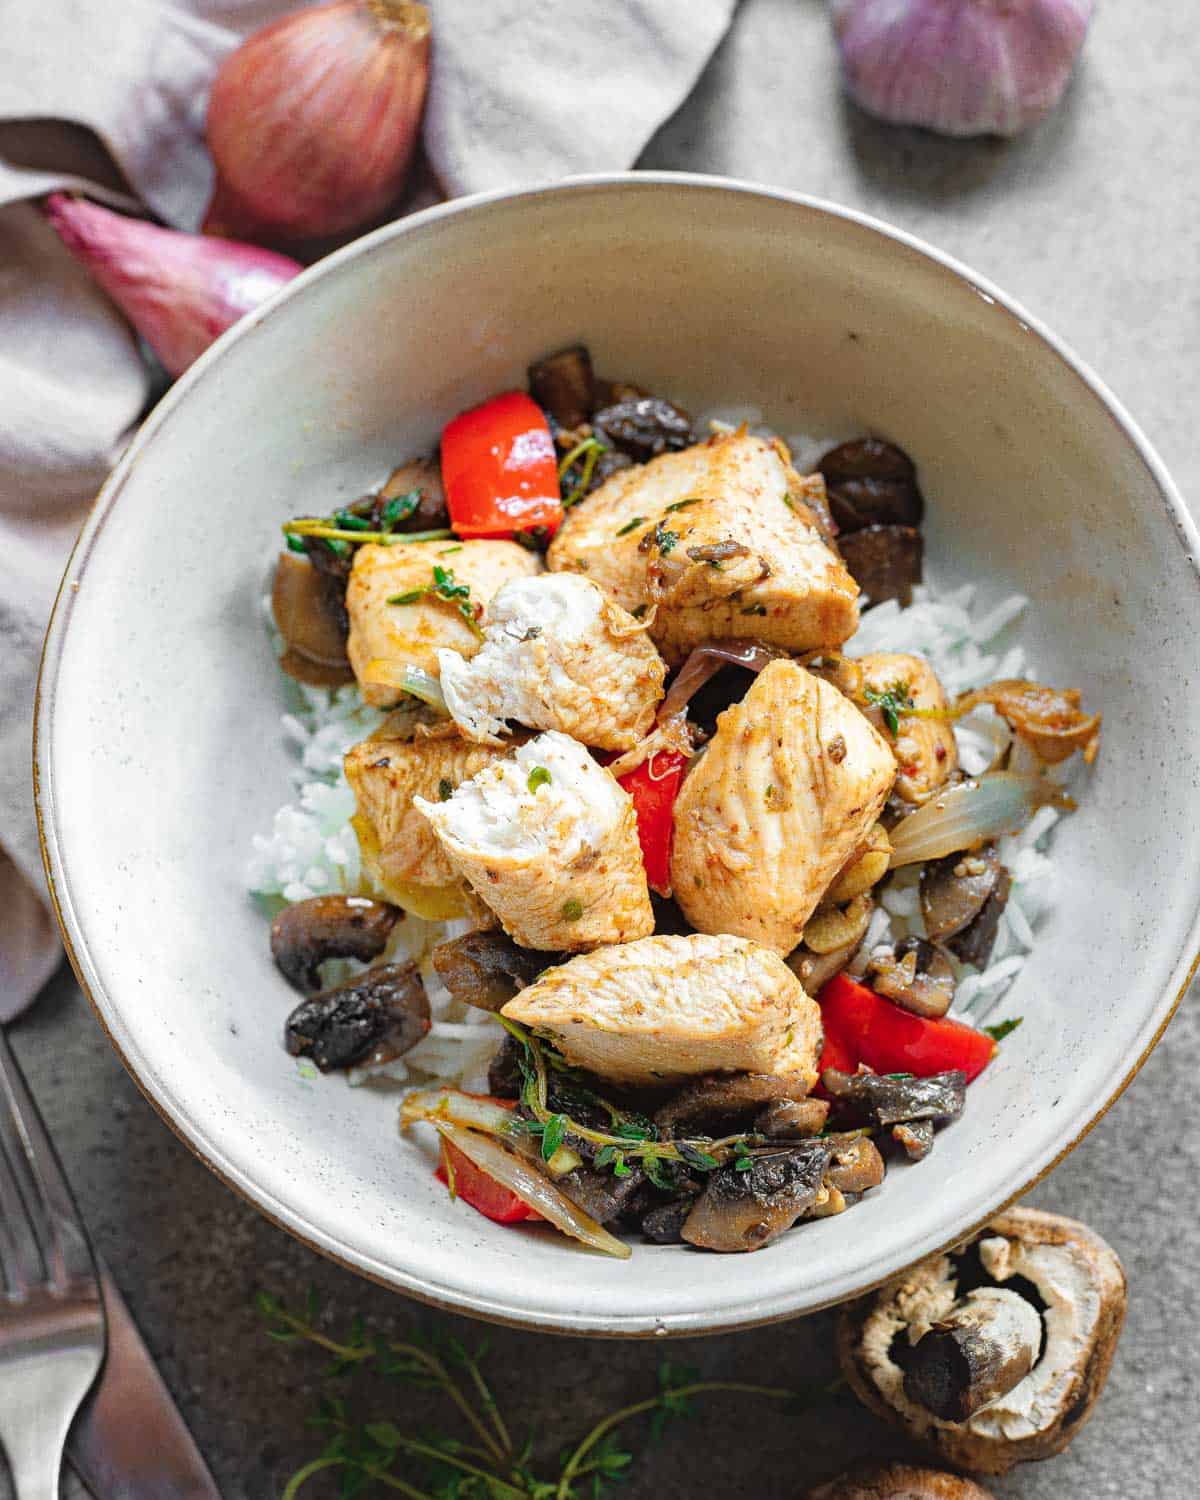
[830,0,1095,138]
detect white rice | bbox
[249,509,1064,1081]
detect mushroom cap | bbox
[836,1206,1126,1474]
[806,1461,995,1499]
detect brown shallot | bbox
[203,0,431,242]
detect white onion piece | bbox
[432,1120,631,1259]
[888,773,1048,868]
[401,1088,514,1136]
[361,659,448,712]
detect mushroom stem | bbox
[903,1287,1042,1422]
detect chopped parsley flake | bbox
[561,898,583,922]
[984,1017,1024,1043]
[527,765,552,794]
[616,515,647,537]
[437,778,454,801]
[864,680,915,737]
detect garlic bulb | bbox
[830,0,1095,138]
[203,0,431,242]
[43,194,302,377]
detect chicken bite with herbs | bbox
[501,931,822,1088]
[437,573,666,750]
[856,651,958,803]
[346,538,540,707]
[547,431,859,664]
[415,731,654,951]
[671,660,897,952]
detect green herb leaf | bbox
[611,1151,632,1178]
[527,765,552,794]
[615,515,647,537]
[984,1016,1024,1043]
[654,523,680,555]
[733,1152,754,1173]
[541,1114,568,1162]
[864,680,915,738]
[386,588,426,606]
[333,510,371,532]
[380,489,421,529]
[677,1142,720,1171]
[286,533,308,554]
[561,898,583,922]
[438,778,454,802]
[663,497,702,514]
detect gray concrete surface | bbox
[7,0,1199,1495]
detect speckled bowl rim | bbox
[34,173,1200,1337]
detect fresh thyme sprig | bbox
[557,436,608,508]
[258,1291,833,1499]
[496,1018,765,1181]
[387,565,483,638]
[863,679,916,737]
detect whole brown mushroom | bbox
[836,1206,1126,1474]
[806,1461,995,1499]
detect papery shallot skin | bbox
[43,194,301,377]
[203,0,431,241]
[830,0,1095,138]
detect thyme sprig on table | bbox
[258,1290,830,1499]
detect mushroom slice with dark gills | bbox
[527,344,596,429]
[270,895,400,993]
[837,1205,1128,1474]
[838,525,924,608]
[822,1068,967,1129]
[682,1140,834,1253]
[920,844,1013,969]
[816,437,925,534]
[654,1070,820,1136]
[285,962,430,1072]
[591,395,697,461]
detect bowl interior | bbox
[38,178,1200,1334]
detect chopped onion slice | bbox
[401,1088,515,1136]
[361,659,448,712]
[657,639,783,724]
[431,1121,631,1259]
[888,772,1060,868]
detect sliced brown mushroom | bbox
[817,438,925,533]
[640,1196,695,1245]
[892,1119,935,1161]
[866,938,956,1019]
[271,551,354,687]
[556,1161,648,1226]
[755,1097,830,1139]
[919,846,1003,943]
[527,344,595,429]
[789,939,860,996]
[838,525,924,608]
[285,961,430,1072]
[681,1141,833,1253]
[655,1072,817,1136]
[822,1069,967,1129]
[826,1133,886,1195]
[837,1205,1127,1474]
[270,895,400,993]
[378,455,450,533]
[806,1462,996,1499]
[431,929,558,1013]
[592,396,697,461]
[948,869,1012,970]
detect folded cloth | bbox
[0,0,736,1020]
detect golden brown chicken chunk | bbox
[345,729,511,920]
[857,651,958,803]
[501,932,823,1088]
[671,660,896,953]
[437,574,665,750]
[546,431,859,664]
[414,731,653,951]
[346,539,541,707]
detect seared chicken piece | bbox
[546,431,858,664]
[857,651,958,803]
[437,574,665,750]
[671,661,896,953]
[414,731,653,951]
[345,730,511,919]
[346,539,541,707]
[502,932,822,1088]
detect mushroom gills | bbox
[902,1287,1043,1422]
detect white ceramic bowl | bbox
[35,175,1200,1336]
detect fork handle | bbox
[2,1401,68,1500]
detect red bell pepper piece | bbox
[616,749,688,897]
[817,972,995,1083]
[440,391,563,538]
[435,1135,543,1225]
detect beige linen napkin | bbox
[0,0,736,1018]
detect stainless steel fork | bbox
[0,1027,104,1500]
